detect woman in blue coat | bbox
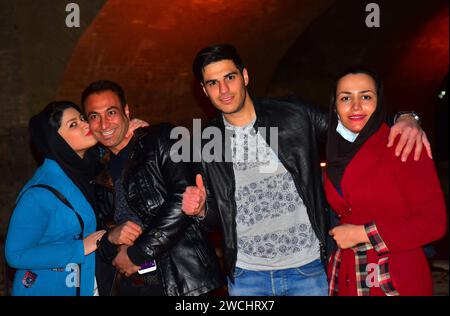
[5,101,106,296]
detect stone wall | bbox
[0,0,106,241]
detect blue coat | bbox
[5,159,97,296]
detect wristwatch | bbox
[393,111,421,125]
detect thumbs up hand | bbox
[182,174,207,217]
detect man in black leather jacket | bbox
[182,44,429,296]
[81,80,224,296]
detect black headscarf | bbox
[326,67,387,189]
[28,101,99,209]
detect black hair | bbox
[81,80,127,112]
[44,101,81,130]
[330,66,384,109]
[192,44,245,82]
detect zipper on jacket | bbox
[319,242,326,263]
[226,160,238,280]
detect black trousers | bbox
[95,252,164,296]
[114,270,165,296]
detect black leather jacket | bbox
[97,124,224,296]
[198,98,331,279]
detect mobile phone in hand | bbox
[138,259,157,274]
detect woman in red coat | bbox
[325,67,447,296]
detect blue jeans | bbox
[227,259,328,296]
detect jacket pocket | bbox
[126,168,164,219]
[185,227,209,268]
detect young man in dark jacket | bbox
[181,44,430,296]
[82,80,224,296]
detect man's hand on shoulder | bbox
[387,113,432,162]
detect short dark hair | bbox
[192,44,245,82]
[81,80,127,112]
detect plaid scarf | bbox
[328,222,399,296]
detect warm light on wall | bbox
[320,162,326,168]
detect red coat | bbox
[324,123,447,296]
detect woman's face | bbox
[335,73,377,133]
[58,107,97,158]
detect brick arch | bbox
[56,0,335,126]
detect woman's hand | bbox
[83,230,107,255]
[329,224,370,249]
[125,118,149,140]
